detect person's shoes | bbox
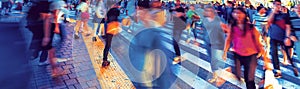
[74,34,80,39]
[38,61,50,66]
[102,61,110,67]
[86,32,92,36]
[208,72,217,83]
[215,77,226,87]
[172,56,182,65]
[274,70,282,78]
[92,37,97,42]
[293,68,299,77]
[127,29,132,33]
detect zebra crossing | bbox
[113,21,300,89]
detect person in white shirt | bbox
[74,0,91,39]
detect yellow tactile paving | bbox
[81,28,135,89]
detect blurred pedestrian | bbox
[223,1,234,23]
[267,0,298,77]
[0,0,13,15]
[26,0,51,66]
[203,5,229,87]
[41,0,68,77]
[172,3,187,64]
[252,6,270,58]
[290,4,300,63]
[185,4,200,44]
[101,4,121,67]
[92,0,106,42]
[74,0,91,39]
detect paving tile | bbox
[64,79,78,86]
[68,73,77,79]
[87,80,99,87]
[67,85,76,89]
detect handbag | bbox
[81,12,90,21]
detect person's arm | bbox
[285,15,292,37]
[221,23,231,61]
[223,29,231,61]
[253,27,264,53]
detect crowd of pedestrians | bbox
[21,0,300,88]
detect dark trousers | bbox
[270,39,296,70]
[172,29,183,57]
[103,34,113,61]
[233,52,257,89]
[29,24,49,62]
[172,39,180,56]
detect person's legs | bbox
[281,42,299,76]
[93,22,99,41]
[243,54,258,89]
[270,39,280,70]
[208,48,227,86]
[74,20,82,34]
[93,22,99,36]
[40,50,48,62]
[74,20,82,39]
[102,34,113,66]
[281,47,289,65]
[295,31,300,61]
[210,48,225,72]
[172,39,181,57]
[233,52,242,81]
[83,21,91,35]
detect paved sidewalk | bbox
[28,23,101,89]
[81,26,135,89]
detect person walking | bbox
[27,0,51,66]
[92,0,106,42]
[42,0,68,77]
[101,4,121,67]
[172,3,187,64]
[252,6,270,59]
[290,4,300,67]
[74,0,91,39]
[203,5,230,87]
[267,0,298,77]
[222,7,266,89]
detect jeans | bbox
[270,39,296,70]
[103,34,113,61]
[233,52,257,89]
[295,31,300,61]
[210,48,225,72]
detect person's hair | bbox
[273,0,281,4]
[204,5,214,10]
[138,0,150,9]
[249,5,254,10]
[81,0,87,2]
[227,1,233,5]
[204,5,216,15]
[230,7,253,37]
